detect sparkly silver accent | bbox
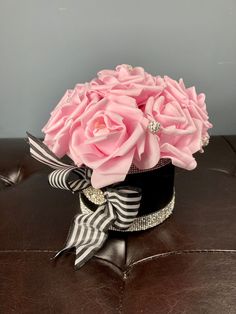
[79,192,175,232]
[148,120,161,134]
[200,135,210,153]
[202,135,210,147]
[82,186,106,205]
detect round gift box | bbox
[80,159,175,232]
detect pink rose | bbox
[178,78,213,143]
[42,84,103,157]
[42,89,76,157]
[145,96,200,170]
[143,76,212,170]
[163,76,212,140]
[93,64,165,105]
[68,94,160,188]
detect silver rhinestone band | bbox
[79,192,175,232]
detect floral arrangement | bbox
[42,64,212,189]
[27,64,213,269]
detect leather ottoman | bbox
[0,136,236,313]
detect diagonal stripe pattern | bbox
[27,133,142,269]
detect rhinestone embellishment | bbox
[83,186,106,205]
[148,120,161,134]
[202,135,210,147]
[200,135,210,153]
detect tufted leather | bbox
[0,136,236,313]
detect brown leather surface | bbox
[0,136,236,313]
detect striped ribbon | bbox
[27,133,142,269]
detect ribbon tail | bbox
[74,230,108,269]
[53,204,116,269]
[51,247,71,260]
[51,230,108,269]
[73,203,118,269]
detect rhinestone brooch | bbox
[148,120,161,134]
[199,135,210,153]
[83,186,106,205]
[202,135,210,147]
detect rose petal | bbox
[91,149,135,188]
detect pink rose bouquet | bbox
[42,64,212,188]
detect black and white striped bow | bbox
[27,133,142,269]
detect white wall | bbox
[0,0,236,137]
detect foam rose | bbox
[42,84,102,157]
[163,76,212,140]
[143,76,212,170]
[42,89,76,157]
[68,95,160,188]
[93,64,166,105]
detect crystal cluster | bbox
[83,186,106,205]
[148,120,161,134]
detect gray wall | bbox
[0,0,235,137]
